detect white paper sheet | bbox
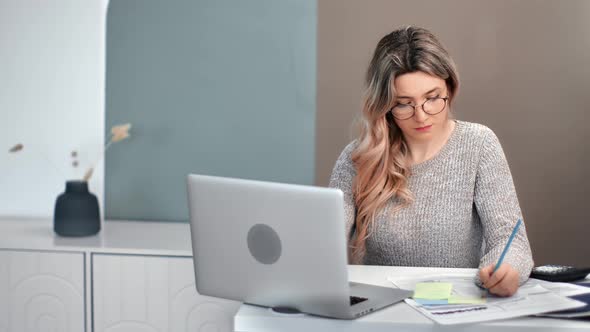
[388,272,586,325]
[530,279,590,297]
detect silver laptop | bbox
[187,174,412,319]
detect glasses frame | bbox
[390,96,449,120]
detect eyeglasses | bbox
[390,96,449,120]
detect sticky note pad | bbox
[448,296,486,305]
[413,282,453,299]
[414,299,449,305]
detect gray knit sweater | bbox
[329,120,534,284]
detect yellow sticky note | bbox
[413,282,453,299]
[448,296,487,304]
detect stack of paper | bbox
[388,272,588,325]
[535,282,590,318]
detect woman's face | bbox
[392,71,450,143]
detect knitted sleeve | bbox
[474,128,534,285]
[328,141,358,241]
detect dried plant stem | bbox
[104,139,114,152]
[82,123,131,181]
[83,167,94,181]
[83,137,114,181]
[33,145,67,179]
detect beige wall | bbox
[316,0,590,266]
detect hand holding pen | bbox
[478,219,522,297]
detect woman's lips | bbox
[415,125,432,132]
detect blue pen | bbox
[493,219,522,274]
[481,219,522,297]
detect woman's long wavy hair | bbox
[350,26,460,263]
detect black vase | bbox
[54,180,101,236]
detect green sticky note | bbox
[448,295,487,304]
[413,282,453,299]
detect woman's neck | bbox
[405,120,455,166]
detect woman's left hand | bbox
[478,263,520,297]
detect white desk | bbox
[234,265,590,332]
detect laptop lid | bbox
[187,174,353,317]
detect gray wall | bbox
[317,0,590,266]
[105,0,317,222]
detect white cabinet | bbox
[0,220,238,332]
[93,254,241,332]
[0,250,85,332]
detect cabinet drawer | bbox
[93,254,240,332]
[0,250,85,332]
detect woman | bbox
[329,26,534,297]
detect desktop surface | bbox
[234,265,590,332]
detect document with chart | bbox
[388,272,587,325]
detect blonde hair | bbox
[350,26,460,263]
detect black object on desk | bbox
[530,265,590,282]
[54,180,101,237]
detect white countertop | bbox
[0,217,193,256]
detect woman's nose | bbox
[413,105,428,122]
